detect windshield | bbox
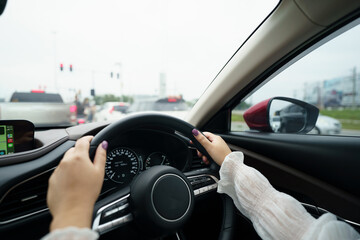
[0,0,278,127]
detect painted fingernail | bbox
[192,129,199,136]
[101,140,108,150]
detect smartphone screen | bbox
[0,125,15,155]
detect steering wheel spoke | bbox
[92,190,133,234]
[187,174,219,197]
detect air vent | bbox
[189,147,207,170]
[0,170,52,223]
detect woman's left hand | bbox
[47,136,107,231]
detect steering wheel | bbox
[88,113,234,239]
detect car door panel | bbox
[220,133,360,225]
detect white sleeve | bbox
[217,151,360,240]
[41,227,99,240]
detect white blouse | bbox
[41,227,98,240]
[42,151,360,240]
[218,152,360,240]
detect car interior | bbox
[0,0,359,239]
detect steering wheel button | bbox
[116,199,127,206]
[123,213,133,223]
[209,184,217,190]
[112,217,125,226]
[98,222,113,234]
[104,208,119,218]
[117,203,129,213]
[191,180,201,186]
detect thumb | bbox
[192,129,212,151]
[94,140,107,171]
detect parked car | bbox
[313,114,342,135]
[94,102,129,122]
[266,100,342,135]
[0,91,76,127]
[0,1,359,240]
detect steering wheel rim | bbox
[90,112,214,164]
[89,113,233,239]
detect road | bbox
[231,121,360,136]
[340,129,360,136]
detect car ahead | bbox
[0,1,359,240]
[0,91,76,127]
[94,102,129,122]
[127,97,189,119]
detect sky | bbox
[248,21,360,104]
[0,0,359,105]
[0,0,278,103]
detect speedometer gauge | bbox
[105,147,139,184]
[145,152,170,169]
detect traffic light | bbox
[111,72,113,78]
[117,73,120,79]
[60,63,63,71]
[70,64,73,72]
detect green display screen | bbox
[0,125,15,155]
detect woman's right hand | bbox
[47,136,107,231]
[192,129,231,166]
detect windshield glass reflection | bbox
[0,0,278,127]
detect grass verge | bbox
[232,109,360,130]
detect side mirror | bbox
[243,97,319,133]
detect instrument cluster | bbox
[105,147,171,184]
[100,129,190,195]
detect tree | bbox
[234,101,251,110]
[94,94,134,105]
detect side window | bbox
[232,23,360,136]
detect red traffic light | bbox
[60,63,63,71]
[70,64,73,71]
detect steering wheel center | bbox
[130,166,194,237]
[152,173,191,221]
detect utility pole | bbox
[52,31,58,91]
[159,72,166,98]
[352,67,357,108]
[114,62,122,101]
[92,70,95,92]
